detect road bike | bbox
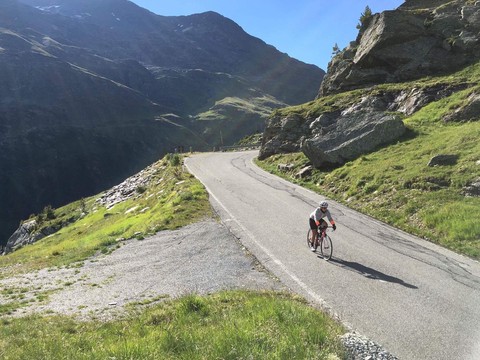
[307,226,333,260]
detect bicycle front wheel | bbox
[320,235,333,260]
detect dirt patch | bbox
[1,220,284,320]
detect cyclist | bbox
[309,201,336,251]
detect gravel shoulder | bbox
[1,219,285,320]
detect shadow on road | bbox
[328,258,418,289]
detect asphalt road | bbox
[185,150,480,360]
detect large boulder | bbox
[302,111,405,168]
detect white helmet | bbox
[319,201,328,208]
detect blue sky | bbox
[131,0,404,70]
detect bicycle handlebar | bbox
[317,226,335,233]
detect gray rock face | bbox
[389,84,470,116]
[260,90,415,166]
[260,80,474,166]
[302,112,405,168]
[258,114,308,159]
[319,0,480,96]
[3,220,37,254]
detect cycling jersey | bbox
[310,208,335,225]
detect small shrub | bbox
[43,205,56,220]
[169,153,181,167]
[136,185,147,194]
[79,198,87,213]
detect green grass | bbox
[196,96,286,121]
[0,155,213,276]
[256,65,480,259]
[0,291,345,360]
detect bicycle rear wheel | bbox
[320,235,333,260]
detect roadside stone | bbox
[277,163,294,172]
[463,178,480,197]
[295,166,313,179]
[427,154,458,166]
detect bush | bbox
[167,153,181,167]
[43,205,56,220]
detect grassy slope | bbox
[257,63,480,260]
[0,155,212,276]
[195,95,285,121]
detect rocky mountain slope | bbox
[259,0,480,166]
[0,0,324,244]
[319,0,480,96]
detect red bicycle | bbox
[307,226,333,260]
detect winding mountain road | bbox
[185,150,480,360]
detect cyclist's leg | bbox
[309,218,318,250]
[319,219,328,237]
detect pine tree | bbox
[356,5,373,30]
[332,43,341,56]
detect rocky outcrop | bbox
[259,86,462,165]
[3,220,37,254]
[319,0,480,96]
[2,215,79,255]
[389,84,470,115]
[443,91,480,122]
[259,114,309,159]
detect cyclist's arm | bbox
[326,210,335,226]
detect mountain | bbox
[259,0,480,165]
[0,0,325,245]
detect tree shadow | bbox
[327,258,418,289]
